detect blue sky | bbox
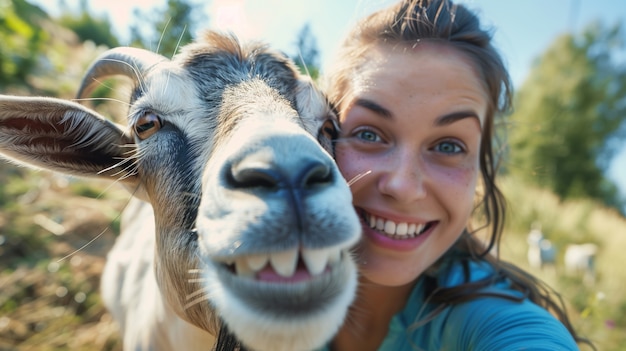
[33,0,626,199]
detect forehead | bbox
[357,42,486,93]
[347,43,489,124]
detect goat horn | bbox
[76,47,168,100]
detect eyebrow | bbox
[354,98,392,119]
[435,111,482,130]
[355,98,481,130]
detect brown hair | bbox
[324,0,592,347]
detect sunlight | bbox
[210,0,254,40]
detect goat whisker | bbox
[184,293,210,310]
[347,170,372,187]
[99,58,149,97]
[56,193,134,263]
[172,24,187,60]
[186,288,207,301]
[98,158,135,176]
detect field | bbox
[498,176,626,350]
[0,168,625,350]
[0,165,126,351]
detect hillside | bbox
[2,170,626,350]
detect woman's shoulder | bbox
[441,292,579,349]
[423,258,579,349]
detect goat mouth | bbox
[210,248,355,316]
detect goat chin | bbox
[209,262,358,351]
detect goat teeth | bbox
[270,250,298,277]
[235,258,255,278]
[302,248,331,276]
[246,253,269,271]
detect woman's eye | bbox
[435,141,463,154]
[356,129,380,142]
[134,112,162,140]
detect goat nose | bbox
[229,158,333,190]
[228,158,333,233]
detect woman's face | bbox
[335,43,489,287]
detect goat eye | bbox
[320,119,339,141]
[317,118,339,154]
[134,112,162,140]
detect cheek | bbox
[434,164,479,200]
[335,145,365,183]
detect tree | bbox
[57,0,119,48]
[129,0,207,58]
[507,21,626,212]
[291,23,320,79]
[0,0,48,87]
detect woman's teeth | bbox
[368,213,426,238]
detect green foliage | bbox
[0,0,48,87]
[129,0,206,57]
[291,23,321,80]
[69,182,105,199]
[57,0,119,48]
[507,21,626,213]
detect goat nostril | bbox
[229,167,281,189]
[301,163,333,188]
[227,158,333,191]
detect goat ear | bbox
[0,95,138,185]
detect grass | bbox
[1,167,625,349]
[498,175,626,350]
[0,165,126,350]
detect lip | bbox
[357,209,436,252]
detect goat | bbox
[0,31,361,351]
[564,243,598,286]
[526,227,556,271]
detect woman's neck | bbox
[330,277,417,351]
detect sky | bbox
[33,0,626,199]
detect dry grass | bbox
[0,166,126,351]
[1,168,625,350]
[498,176,626,350]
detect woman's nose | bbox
[377,152,427,203]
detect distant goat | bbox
[526,225,556,271]
[0,31,361,351]
[564,243,598,286]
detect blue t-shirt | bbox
[319,259,579,351]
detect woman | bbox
[321,0,592,349]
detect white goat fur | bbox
[0,31,361,351]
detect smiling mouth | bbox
[360,210,434,239]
